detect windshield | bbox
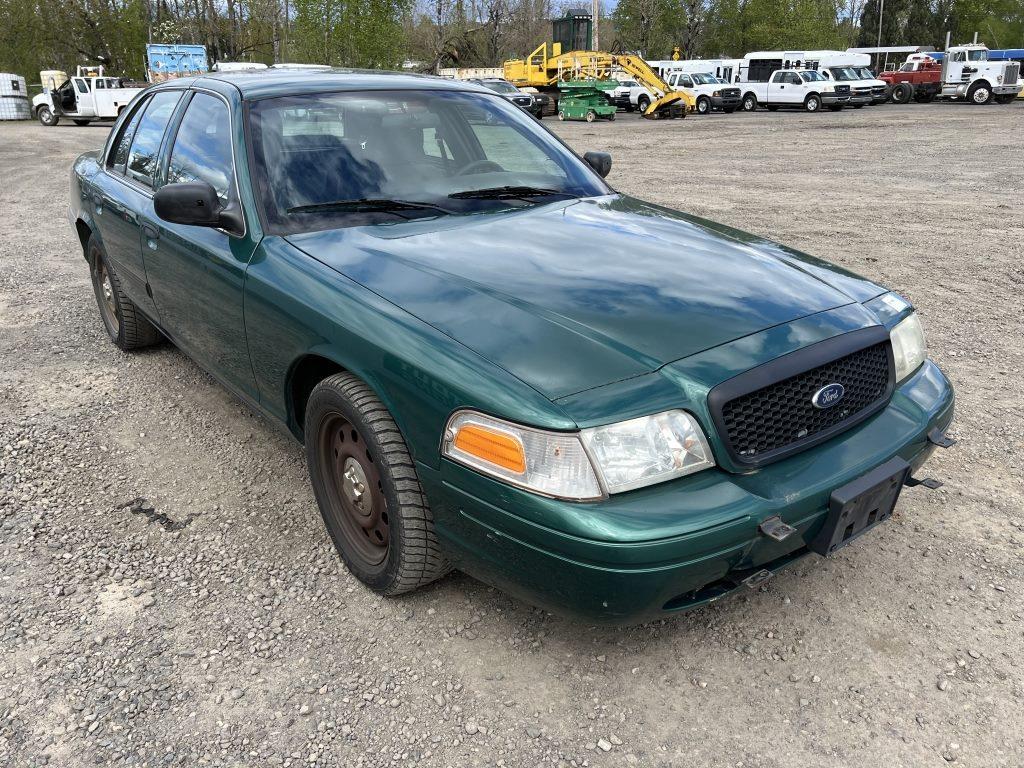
[618,80,638,88]
[856,67,876,79]
[691,73,716,84]
[481,80,519,94]
[249,90,610,234]
[800,70,827,82]
[968,49,989,61]
[828,67,858,81]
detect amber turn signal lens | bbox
[453,424,527,474]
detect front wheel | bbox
[696,96,711,115]
[741,93,757,111]
[585,110,595,122]
[305,373,450,595]
[557,110,565,121]
[891,82,914,104]
[37,106,58,126]
[805,94,821,112]
[967,82,992,104]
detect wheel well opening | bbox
[75,219,92,258]
[289,355,345,440]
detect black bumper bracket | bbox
[905,476,943,490]
[927,427,956,449]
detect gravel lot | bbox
[1,102,1023,768]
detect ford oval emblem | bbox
[812,383,845,409]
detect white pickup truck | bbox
[630,70,741,115]
[739,69,851,112]
[33,68,145,127]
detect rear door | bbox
[92,90,182,319]
[140,90,259,400]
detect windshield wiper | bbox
[448,186,575,202]
[286,198,452,216]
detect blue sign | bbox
[146,44,209,82]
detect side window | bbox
[96,79,105,90]
[166,93,234,202]
[75,78,89,94]
[771,72,785,83]
[788,73,802,85]
[681,76,693,87]
[108,97,150,173]
[125,91,182,188]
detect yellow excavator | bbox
[502,11,694,118]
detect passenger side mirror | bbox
[154,181,237,230]
[583,151,612,179]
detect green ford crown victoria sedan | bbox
[69,71,954,623]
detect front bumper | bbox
[712,95,741,110]
[849,94,873,105]
[821,93,851,105]
[422,360,954,624]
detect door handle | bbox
[142,224,159,239]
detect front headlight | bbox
[713,90,721,96]
[442,409,714,500]
[890,312,927,382]
[581,411,714,494]
[824,83,835,92]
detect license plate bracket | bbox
[810,456,911,557]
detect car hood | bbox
[286,195,884,400]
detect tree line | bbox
[1,0,1021,84]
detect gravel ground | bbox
[1,102,1022,768]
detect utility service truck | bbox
[630,65,741,114]
[32,67,144,126]
[880,44,1021,104]
[738,69,851,112]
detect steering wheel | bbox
[456,159,505,176]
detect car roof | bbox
[149,69,493,101]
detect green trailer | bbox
[556,80,616,122]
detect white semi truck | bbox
[33,67,144,126]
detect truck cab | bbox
[822,66,874,107]
[32,66,144,127]
[851,66,890,103]
[664,71,741,114]
[941,44,1022,103]
[739,69,850,112]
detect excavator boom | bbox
[504,44,694,118]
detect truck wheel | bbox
[696,96,711,115]
[306,373,450,596]
[967,82,992,104]
[637,95,651,113]
[37,106,58,126]
[585,110,596,122]
[891,82,914,104]
[742,93,757,111]
[88,237,161,350]
[804,94,821,112]
[881,84,893,102]
[557,110,565,121]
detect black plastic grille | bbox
[720,341,892,462]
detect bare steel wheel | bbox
[306,373,450,594]
[88,237,161,350]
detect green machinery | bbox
[556,80,617,122]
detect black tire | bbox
[88,237,161,350]
[37,106,58,126]
[891,82,914,104]
[742,93,757,111]
[73,119,91,126]
[696,96,711,115]
[804,94,821,112]
[305,373,450,595]
[995,94,1017,104]
[967,81,992,105]
[637,95,651,114]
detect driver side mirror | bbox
[154,181,242,233]
[583,151,612,179]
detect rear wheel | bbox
[967,82,992,104]
[306,373,450,595]
[696,96,711,115]
[585,110,595,122]
[88,237,161,350]
[37,106,58,126]
[742,93,757,111]
[891,82,914,104]
[804,94,821,112]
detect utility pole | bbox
[592,0,599,51]
[876,0,885,49]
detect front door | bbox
[141,91,259,401]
